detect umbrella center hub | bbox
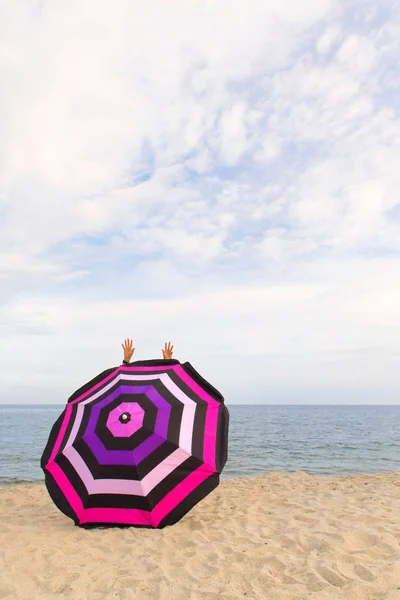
[119,412,131,424]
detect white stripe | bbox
[65,373,124,449]
[61,371,199,496]
[120,373,196,454]
[63,444,191,496]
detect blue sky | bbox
[1,0,399,404]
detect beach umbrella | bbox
[41,359,229,528]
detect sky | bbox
[1,0,399,405]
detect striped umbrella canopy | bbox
[41,359,229,528]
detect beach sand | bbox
[0,472,400,600]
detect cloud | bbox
[1,0,399,403]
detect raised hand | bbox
[122,338,135,363]
[162,341,174,360]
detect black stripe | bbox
[59,403,79,455]
[84,493,149,511]
[78,472,220,529]
[57,450,89,512]
[43,360,228,529]
[41,409,66,469]
[133,440,177,480]
[161,369,208,461]
[59,473,220,529]
[95,394,157,451]
[168,364,228,467]
[191,403,207,461]
[97,421,153,452]
[122,359,179,368]
[57,375,122,456]
[73,437,141,480]
[68,378,185,469]
[71,436,176,482]
[67,367,120,403]
[215,404,229,473]
[52,370,216,478]
[54,450,151,512]
[43,470,79,525]
[108,377,185,447]
[54,390,113,459]
[64,367,210,464]
[65,378,125,452]
[63,454,210,513]
[70,454,205,511]
[157,473,219,528]
[120,367,181,376]
[180,362,225,402]
[145,455,205,509]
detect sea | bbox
[0,404,399,487]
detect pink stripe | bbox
[48,363,218,467]
[141,447,190,495]
[62,446,145,495]
[174,365,220,470]
[49,459,215,527]
[203,405,220,470]
[78,465,214,526]
[123,366,177,371]
[47,461,84,513]
[71,368,121,405]
[151,464,215,526]
[173,365,219,406]
[48,462,153,526]
[48,403,73,464]
[121,373,197,453]
[47,363,222,527]
[48,368,121,465]
[81,506,153,527]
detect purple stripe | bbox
[81,385,171,466]
[133,434,165,463]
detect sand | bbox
[0,472,400,600]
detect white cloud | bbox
[316,25,341,55]
[336,34,377,74]
[1,0,400,403]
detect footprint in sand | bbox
[266,556,286,572]
[316,564,349,588]
[353,564,375,582]
[184,555,219,580]
[343,532,378,551]
[292,513,315,523]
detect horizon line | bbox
[1,403,399,407]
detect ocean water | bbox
[0,404,399,487]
